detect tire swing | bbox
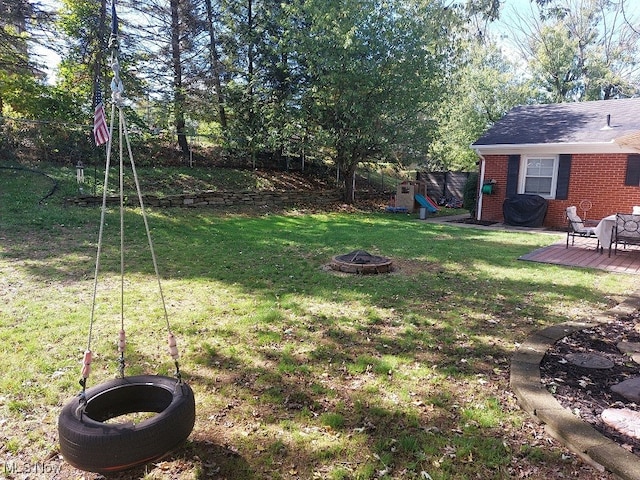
[58,4,195,473]
[58,375,195,474]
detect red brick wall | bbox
[479,153,640,229]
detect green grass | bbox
[0,163,636,479]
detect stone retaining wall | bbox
[67,189,342,208]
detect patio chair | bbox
[609,213,640,257]
[566,206,599,250]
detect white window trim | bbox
[518,155,559,199]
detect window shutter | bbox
[506,155,520,197]
[556,154,571,199]
[625,154,640,186]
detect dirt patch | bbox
[540,310,640,454]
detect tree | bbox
[530,23,581,102]
[57,0,111,111]
[429,40,535,171]
[99,0,205,155]
[289,0,463,202]
[0,1,28,114]
[217,0,265,165]
[169,0,189,154]
[0,0,31,75]
[505,0,640,102]
[0,0,59,114]
[203,0,227,129]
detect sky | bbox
[496,0,640,35]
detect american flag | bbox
[93,86,109,146]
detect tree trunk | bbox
[341,160,358,204]
[246,0,255,149]
[343,164,357,205]
[203,0,227,129]
[247,0,254,90]
[170,0,189,156]
[92,0,107,111]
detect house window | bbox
[520,156,558,198]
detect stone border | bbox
[510,290,640,479]
[66,189,342,208]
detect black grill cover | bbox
[502,194,548,227]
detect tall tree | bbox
[430,41,535,170]
[56,0,124,120]
[203,0,227,129]
[218,0,269,164]
[506,0,640,102]
[0,0,31,73]
[169,0,189,153]
[289,0,463,202]
[118,0,203,154]
[0,0,59,114]
[0,0,28,113]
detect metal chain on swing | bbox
[79,0,182,404]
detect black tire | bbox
[58,375,196,474]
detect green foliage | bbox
[56,0,107,87]
[0,1,32,75]
[529,23,580,102]
[463,171,479,216]
[6,0,640,205]
[465,0,502,21]
[0,72,97,165]
[1,74,82,121]
[289,0,464,200]
[429,41,534,171]
[518,0,640,102]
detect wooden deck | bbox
[519,239,640,274]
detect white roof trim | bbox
[472,141,640,156]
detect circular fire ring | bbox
[330,250,393,274]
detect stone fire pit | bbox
[330,250,393,274]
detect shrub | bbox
[463,171,478,217]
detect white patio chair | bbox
[566,206,599,250]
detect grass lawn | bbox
[0,165,636,479]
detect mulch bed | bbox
[540,310,640,454]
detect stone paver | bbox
[566,352,615,369]
[611,377,640,403]
[618,342,640,365]
[602,408,640,439]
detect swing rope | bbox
[118,108,126,379]
[81,100,116,395]
[80,0,180,400]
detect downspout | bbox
[474,148,486,222]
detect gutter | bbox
[474,148,486,222]
[473,140,639,155]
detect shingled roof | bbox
[472,97,640,150]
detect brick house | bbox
[471,98,640,229]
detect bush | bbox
[463,171,478,217]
